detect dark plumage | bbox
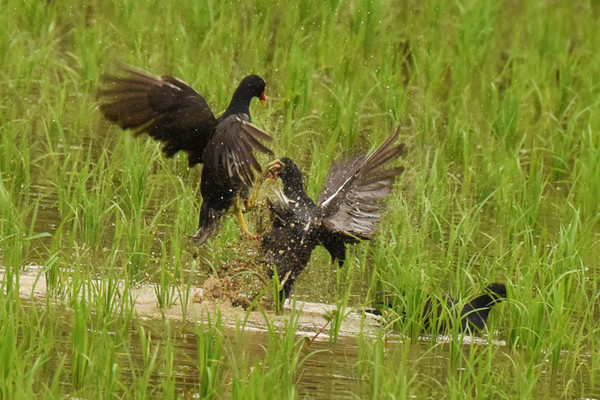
[262,128,406,299]
[370,283,508,333]
[98,66,272,244]
[452,282,507,332]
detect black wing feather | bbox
[98,65,218,166]
[317,128,406,238]
[202,114,273,189]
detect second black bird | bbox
[370,282,508,333]
[262,128,406,300]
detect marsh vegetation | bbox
[1,0,600,398]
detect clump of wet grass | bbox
[2,0,600,398]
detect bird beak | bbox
[260,91,267,106]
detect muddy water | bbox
[11,297,460,399]
[33,309,361,399]
[3,261,598,398]
[156,322,363,399]
[17,297,598,399]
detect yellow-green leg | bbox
[235,196,255,238]
[246,177,264,210]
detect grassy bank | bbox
[1,0,600,398]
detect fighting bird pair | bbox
[98,65,407,299]
[98,67,506,333]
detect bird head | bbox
[239,75,266,105]
[485,283,507,303]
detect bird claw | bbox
[264,159,285,180]
[266,158,285,171]
[189,231,209,246]
[241,230,259,240]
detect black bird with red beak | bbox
[98,66,271,244]
[262,128,406,300]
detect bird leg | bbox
[234,196,256,238]
[245,177,264,211]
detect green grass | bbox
[2,0,600,398]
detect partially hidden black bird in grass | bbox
[98,66,273,244]
[369,282,508,333]
[262,128,406,300]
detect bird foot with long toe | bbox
[245,160,286,210]
[245,178,264,211]
[265,159,285,180]
[190,228,211,245]
[234,198,257,239]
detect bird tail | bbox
[190,203,223,245]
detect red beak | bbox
[259,91,267,106]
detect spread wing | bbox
[98,65,218,166]
[317,128,406,239]
[202,114,273,189]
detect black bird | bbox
[442,282,507,332]
[262,128,406,299]
[370,283,508,333]
[98,66,272,244]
